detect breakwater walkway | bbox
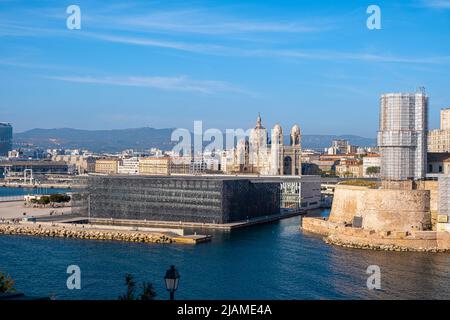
[0,221,211,245]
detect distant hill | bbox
[300,134,376,150]
[14,128,376,153]
[14,128,177,153]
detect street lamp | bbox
[164,265,180,300]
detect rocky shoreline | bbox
[324,235,450,253]
[0,223,173,244]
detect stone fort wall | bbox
[302,217,450,252]
[329,185,431,232]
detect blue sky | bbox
[1,0,450,136]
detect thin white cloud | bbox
[421,0,450,9]
[18,6,327,40]
[84,32,223,53]
[1,8,449,67]
[46,75,254,95]
[0,58,72,70]
[265,50,450,64]
[114,9,322,35]
[2,22,449,66]
[79,32,450,64]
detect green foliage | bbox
[119,274,156,300]
[37,196,50,205]
[140,282,157,300]
[339,179,380,189]
[366,166,380,174]
[49,194,71,203]
[119,274,136,300]
[0,271,15,293]
[30,194,71,205]
[319,169,337,178]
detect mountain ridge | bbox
[13,127,376,153]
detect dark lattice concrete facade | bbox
[87,175,280,223]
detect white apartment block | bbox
[363,155,381,177]
[118,157,140,175]
[428,109,450,153]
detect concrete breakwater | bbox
[0,222,173,244]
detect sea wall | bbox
[324,232,449,252]
[302,217,450,252]
[301,184,448,252]
[329,185,431,232]
[416,180,439,229]
[328,186,366,225]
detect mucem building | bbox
[81,175,281,224]
[377,92,428,181]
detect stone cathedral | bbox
[230,115,302,176]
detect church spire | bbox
[256,112,262,129]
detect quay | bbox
[1,183,72,189]
[78,209,306,231]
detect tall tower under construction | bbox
[377,92,428,181]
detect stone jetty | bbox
[0,222,173,244]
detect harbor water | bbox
[1,208,450,299]
[0,186,71,201]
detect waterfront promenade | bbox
[0,201,70,219]
[1,182,75,189]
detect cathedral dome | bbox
[291,124,301,135]
[273,124,283,135]
[290,124,301,146]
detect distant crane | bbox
[24,169,33,185]
[417,86,426,95]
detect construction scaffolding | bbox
[438,175,450,217]
[378,92,428,181]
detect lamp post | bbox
[164,265,180,300]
